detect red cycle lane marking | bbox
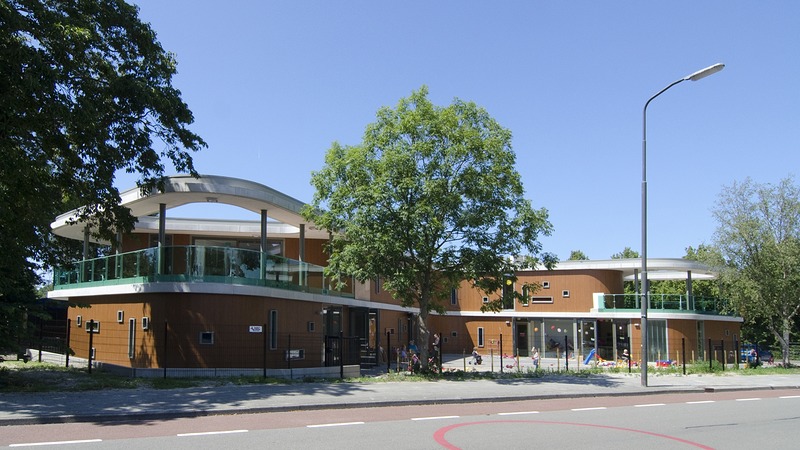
[432,420,714,450]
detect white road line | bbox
[634,403,666,408]
[686,400,715,404]
[411,415,460,421]
[571,407,607,411]
[177,430,248,437]
[307,422,365,428]
[10,439,103,447]
[735,398,761,402]
[779,395,800,399]
[498,411,540,416]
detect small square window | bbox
[542,281,550,289]
[482,296,489,304]
[451,331,457,337]
[562,290,570,298]
[85,320,100,333]
[199,331,214,345]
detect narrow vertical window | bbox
[269,309,278,350]
[127,318,136,359]
[450,288,457,305]
[477,327,485,348]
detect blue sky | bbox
[123,1,799,262]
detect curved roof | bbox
[551,258,717,280]
[51,174,329,243]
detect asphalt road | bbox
[3,388,798,449]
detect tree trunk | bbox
[416,309,430,370]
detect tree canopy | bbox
[0,0,205,351]
[304,86,554,368]
[711,176,800,365]
[568,250,589,260]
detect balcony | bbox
[53,245,354,298]
[598,293,730,315]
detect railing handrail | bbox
[53,245,352,297]
[598,292,730,316]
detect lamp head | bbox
[685,63,725,81]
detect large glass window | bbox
[648,319,668,362]
[543,319,575,359]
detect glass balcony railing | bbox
[53,245,354,298]
[599,293,730,315]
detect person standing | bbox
[531,347,540,370]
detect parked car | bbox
[740,344,774,365]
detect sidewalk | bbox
[1,357,799,426]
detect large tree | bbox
[304,87,555,369]
[0,0,205,351]
[711,176,800,365]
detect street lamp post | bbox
[641,63,724,387]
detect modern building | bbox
[48,175,742,375]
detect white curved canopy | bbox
[51,174,328,243]
[552,258,717,280]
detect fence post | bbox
[163,320,168,379]
[263,323,267,378]
[682,338,686,375]
[565,335,569,371]
[721,339,725,371]
[65,318,71,368]
[386,331,391,374]
[87,320,94,374]
[708,338,712,371]
[288,334,292,379]
[339,330,344,380]
[499,334,504,374]
[735,338,739,370]
[38,318,43,363]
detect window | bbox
[531,296,554,304]
[482,296,489,304]
[542,281,550,289]
[562,290,570,298]
[502,276,515,309]
[76,315,82,327]
[142,317,150,330]
[374,277,381,294]
[199,331,214,345]
[117,310,124,323]
[269,310,278,350]
[450,289,457,305]
[85,320,100,333]
[477,327,485,348]
[127,318,136,359]
[308,321,315,332]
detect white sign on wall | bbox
[249,326,263,333]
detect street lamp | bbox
[641,63,724,387]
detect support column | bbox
[158,203,166,275]
[299,223,306,288]
[82,227,90,282]
[260,209,268,280]
[115,230,123,279]
[686,270,693,310]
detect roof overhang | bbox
[550,258,717,280]
[50,174,329,243]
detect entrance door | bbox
[515,319,529,357]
